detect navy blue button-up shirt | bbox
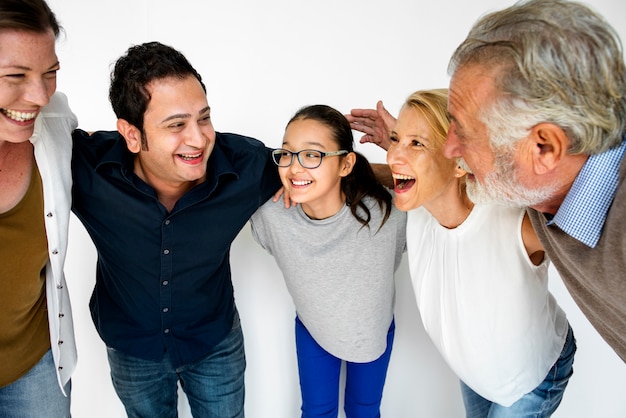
[71,129,281,367]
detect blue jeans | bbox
[107,311,246,418]
[461,324,576,418]
[0,349,71,418]
[295,316,395,418]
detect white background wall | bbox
[46,0,625,416]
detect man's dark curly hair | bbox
[109,41,206,147]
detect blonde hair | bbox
[402,88,466,192]
[403,89,450,150]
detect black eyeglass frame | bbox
[271,148,349,169]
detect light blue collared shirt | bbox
[550,139,626,248]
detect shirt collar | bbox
[95,131,133,171]
[206,135,239,182]
[550,139,626,248]
[94,131,239,197]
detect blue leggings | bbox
[295,316,395,418]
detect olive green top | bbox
[0,163,50,387]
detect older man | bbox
[443,0,626,361]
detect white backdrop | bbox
[45,0,626,417]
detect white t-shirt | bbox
[407,204,568,406]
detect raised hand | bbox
[345,100,396,151]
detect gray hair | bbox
[449,0,626,155]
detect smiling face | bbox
[443,64,500,190]
[0,28,58,143]
[387,105,458,212]
[444,64,560,208]
[279,118,354,219]
[125,75,215,197]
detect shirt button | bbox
[162,307,169,313]
[52,250,59,255]
[165,220,171,225]
[162,280,169,286]
[46,212,53,217]
[163,249,170,255]
[164,329,170,334]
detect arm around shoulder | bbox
[522,211,545,266]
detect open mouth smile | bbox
[291,179,313,187]
[177,152,203,161]
[2,108,38,122]
[392,173,416,191]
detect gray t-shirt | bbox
[251,196,406,362]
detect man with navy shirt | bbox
[72,41,282,417]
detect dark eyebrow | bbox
[282,140,325,149]
[161,106,211,124]
[162,113,191,123]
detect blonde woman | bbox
[347,90,575,417]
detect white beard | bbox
[461,154,557,207]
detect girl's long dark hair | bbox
[287,105,392,230]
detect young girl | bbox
[251,104,406,417]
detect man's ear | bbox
[339,152,357,177]
[527,123,570,175]
[117,119,142,153]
